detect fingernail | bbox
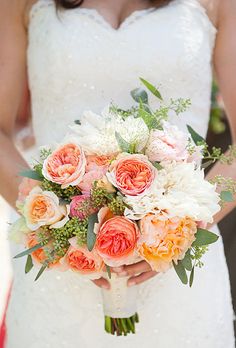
[102,284,110,290]
[128,280,135,287]
[113,267,123,273]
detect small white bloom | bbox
[71,108,149,155]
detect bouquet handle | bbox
[101,273,139,335]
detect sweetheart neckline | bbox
[28,0,217,35]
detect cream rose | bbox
[23,187,70,231]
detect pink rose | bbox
[145,122,189,162]
[78,155,113,194]
[95,207,140,267]
[78,169,104,194]
[42,142,86,188]
[70,195,97,219]
[106,153,156,196]
[62,237,104,278]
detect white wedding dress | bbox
[6,0,235,347]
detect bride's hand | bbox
[113,261,157,287]
[91,261,157,289]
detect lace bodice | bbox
[27,0,217,147]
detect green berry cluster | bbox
[90,186,110,207]
[108,196,126,215]
[191,246,208,268]
[41,179,81,201]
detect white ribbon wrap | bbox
[101,273,138,318]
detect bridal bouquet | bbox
[11,79,236,336]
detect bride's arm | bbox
[206,0,236,224]
[0,0,30,207]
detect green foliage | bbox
[181,250,192,271]
[14,243,43,259]
[41,179,81,201]
[35,264,48,281]
[173,260,188,285]
[87,213,98,251]
[140,78,163,100]
[39,148,52,161]
[187,125,205,145]
[130,87,148,104]
[25,255,34,274]
[115,131,135,153]
[192,228,219,247]
[220,191,234,202]
[107,195,126,215]
[106,265,112,279]
[19,169,43,181]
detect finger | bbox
[91,277,110,290]
[113,261,152,277]
[127,271,157,287]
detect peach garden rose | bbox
[42,142,86,188]
[23,187,69,231]
[106,153,156,196]
[138,213,197,272]
[62,237,104,278]
[95,207,140,267]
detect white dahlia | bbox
[70,108,149,155]
[125,162,220,223]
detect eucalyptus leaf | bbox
[139,78,163,100]
[87,213,98,251]
[35,264,47,281]
[192,228,219,247]
[189,267,195,287]
[115,132,131,153]
[173,260,188,285]
[152,162,163,170]
[25,255,34,274]
[220,191,234,202]
[138,108,159,130]
[106,264,112,279]
[181,250,192,271]
[131,88,148,104]
[19,169,43,181]
[14,243,43,259]
[201,160,214,169]
[187,125,205,145]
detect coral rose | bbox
[62,237,103,279]
[42,142,86,188]
[138,213,197,272]
[106,153,156,196]
[95,207,140,267]
[70,194,97,220]
[23,187,70,231]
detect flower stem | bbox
[104,313,139,336]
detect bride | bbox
[1,0,235,347]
